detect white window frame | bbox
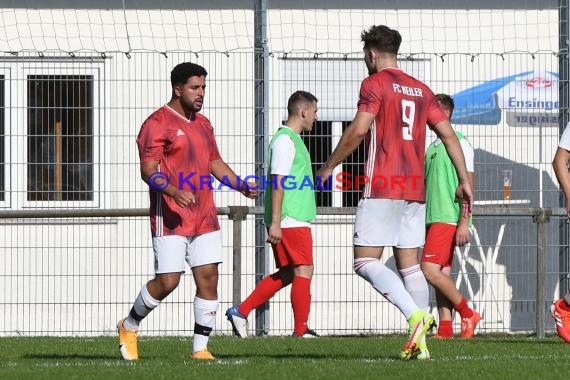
[0,66,11,209]
[3,60,103,209]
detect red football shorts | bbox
[422,222,457,268]
[271,227,313,268]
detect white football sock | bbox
[399,264,430,311]
[354,257,418,319]
[123,283,160,331]
[193,296,219,353]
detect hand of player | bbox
[172,189,196,208]
[267,223,282,244]
[455,181,474,218]
[316,166,333,188]
[455,224,470,247]
[566,203,570,220]
[241,180,259,199]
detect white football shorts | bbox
[353,198,426,248]
[152,230,223,274]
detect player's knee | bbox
[353,257,377,278]
[275,266,294,284]
[156,276,181,295]
[293,264,313,278]
[420,263,440,283]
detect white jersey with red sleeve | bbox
[357,68,448,201]
[136,105,221,237]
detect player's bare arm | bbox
[455,171,475,246]
[267,174,285,244]
[432,119,473,215]
[553,147,570,218]
[316,111,374,182]
[210,159,258,199]
[140,160,195,207]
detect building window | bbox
[340,122,366,208]
[27,75,93,201]
[302,121,332,207]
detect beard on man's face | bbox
[183,98,203,112]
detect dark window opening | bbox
[27,75,93,201]
[302,121,332,207]
[341,122,367,207]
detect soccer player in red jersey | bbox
[317,25,473,360]
[117,62,257,361]
[551,123,570,343]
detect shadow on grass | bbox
[464,334,565,345]
[216,353,331,360]
[217,352,403,362]
[23,353,118,360]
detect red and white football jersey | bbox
[357,68,447,201]
[137,105,221,237]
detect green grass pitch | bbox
[0,335,569,379]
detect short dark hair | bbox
[435,93,455,117]
[287,91,318,117]
[170,62,208,86]
[361,25,402,55]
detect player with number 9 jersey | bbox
[316,25,473,361]
[357,69,447,201]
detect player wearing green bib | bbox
[421,94,480,339]
[226,91,319,338]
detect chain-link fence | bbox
[0,1,568,336]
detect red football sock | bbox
[438,320,453,337]
[291,276,312,336]
[239,273,285,317]
[453,297,474,319]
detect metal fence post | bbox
[254,0,270,337]
[559,0,570,302]
[533,208,552,338]
[228,206,249,308]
